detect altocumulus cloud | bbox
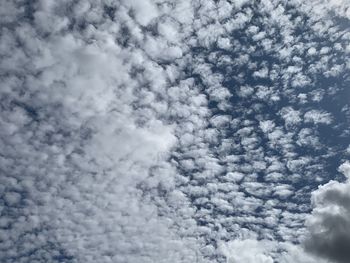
[0,0,205,262]
[1,0,350,263]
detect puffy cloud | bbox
[279,107,302,127]
[0,1,209,262]
[305,161,350,263]
[220,238,275,263]
[2,0,350,262]
[304,110,333,125]
[121,0,158,26]
[219,236,325,263]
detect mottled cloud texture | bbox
[1,0,350,262]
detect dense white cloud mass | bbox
[0,1,206,262]
[220,236,327,263]
[1,0,350,262]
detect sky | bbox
[1,0,350,262]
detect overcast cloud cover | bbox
[1,0,350,262]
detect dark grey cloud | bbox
[305,162,350,263]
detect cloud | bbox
[304,110,333,125]
[0,1,209,262]
[305,161,350,263]
[1,0,350,262]
[220,238,275,263]
[219,235,326,263]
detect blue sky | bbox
[1,0,350,262]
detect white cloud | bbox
[219,237,325,263]
[220,238,275,263]
[0,1,209,262]
[2,0,350,262]
[121,0,158,26]
[279,107,302,127]
[304,110,333,125]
